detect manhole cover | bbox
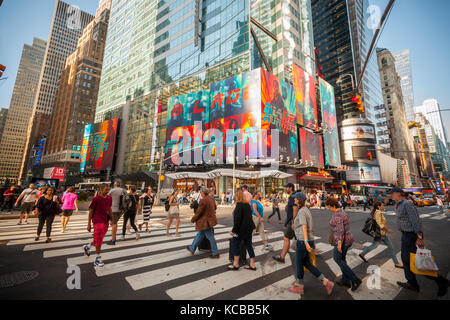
[0,271,39,289]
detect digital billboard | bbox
[292,64,318,130]
[80,118,119,173]
[340,125,375,141]
[298,128,324,168]
[167,90,210,129]
[319,78,341,167]
[346,164,381,182]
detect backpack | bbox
[164,199,171,212]
[120,193,134,212]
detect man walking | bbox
[83,184,113,267]
[267,193,282,224]
[273,183,296,263]
[242,185,252,203]
[187,187,220,258]
[108,181,126,245]
[389,187,449,297]
[15,183,39,225]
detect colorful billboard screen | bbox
[319,78,341,167]
[346,164,381,182]
[167,90,210,129]
[292,64,318,130]
[340,125,375,140]
[298,128,324,167]
[80,118,119,173]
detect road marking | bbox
[238,275,299,300]
[313,242,334,255]
[420,214,431,218]
[47,226,229,258]
[430,215,446,220]
[165,246,291,300]
[126,235,285,291]
[349,252,403,300]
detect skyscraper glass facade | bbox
[393,49,415,123]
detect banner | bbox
[319,78,341,167]
[340,125,375,140]
[43,167,66,182]
[80,118,119,173]
[298,128,324,167]
[346,164,381,182]
[292,64,318,130]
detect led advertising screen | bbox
[261,69,298,161]
[292,64,318,130]
[340,125,376,141]
[298,128,324,168]
[80,118,119,173]
[167,90,210,129]
[319,78,341,167]
[346,164,381,182]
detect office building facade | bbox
[393,49,415,123]
[415,98,448,149]
[0,38,47,182]
[19,0,94,181]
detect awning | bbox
[299,174,335,182]
[166,169,292,180]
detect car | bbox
[410,196,424,207]
[422,194,436,206]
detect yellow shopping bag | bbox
[410,253,438,277]
[304,252,317,272]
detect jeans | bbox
[361,235,399,265]
[268,207,281,220]
[189,228,219,256]
[231,233,255,259]
[438,205,443,215]
[122,209,138,236]
[333,244,359,285]
[37,214,55,238]
[296,241,324,283]
[1,198,14,211]
[400,232,448,288]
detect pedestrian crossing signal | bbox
[352,94,364,113]
[367,152,373,161]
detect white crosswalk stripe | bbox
[1,212,415,300]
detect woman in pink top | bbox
[60,186,78,232]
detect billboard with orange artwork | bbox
[292,64,318,130]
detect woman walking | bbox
[267,193,282,224]
[60,186,78,233]
[359,202,403,268]
[325,197,362,291]
[288,192,334,295]
[167,189,181,237]
[122,186,141,241]
[228,190,257,271]
[34,187,60,243]
[138,187,155,233]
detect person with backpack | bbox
[359,202,403,268]
[228,190,256,271]
[83,184,113,268]
[139,187,155,233]
[121,186,140,241]
[166,189,181,237]
[34,187,61,243]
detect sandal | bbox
[227,265,240,271]
[244,265,257,271]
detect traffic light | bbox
[0,64,6,78]
[351,94,364,113]
[367,151,373,161]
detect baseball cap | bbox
[285,183,295,189]
[387,186,404,195]
[293,192,307,201]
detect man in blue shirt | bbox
[273,183,296,263]
[389,187,449,297]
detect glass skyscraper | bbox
[393,49,415,123]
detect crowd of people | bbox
[6,181,450,298]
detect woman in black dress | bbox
[34,187,60,243]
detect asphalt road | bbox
[0,204,448,300]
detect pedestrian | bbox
[227,190,257,271]
[362,194,368,211]
[267,193,282,224]
[341,194,347,210]
[83,184,113,267]
[121,186,141,241]
[191,188,202,214]
[187,187,220,258]
[325,197,362,291]
[242,185,252,203]
[359,202,403,268]
[251,191,273,251]
[273,183,297,263]
[388,187,449,297]
[167,189,181,237]
[221,192,225,205]
[437,196,445,216]
[288,192,334,295]
[15,183,39,225]
[139,186,156,233]
[107,181,127,245]
[60,186,78,233]
[1,186,16,212]
[34,187,60,243]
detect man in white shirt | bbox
[107,181,126,245]
[15,184,39,225]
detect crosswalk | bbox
[0,213,430,300]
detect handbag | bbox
[362,217,381,239]
[414,247,439,272]
[328,231,335,246]
[410,253,438,277]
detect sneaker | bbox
[210,254,220,259]
[108,240,116,246]
[121,235,126,241]
[94,257,105,267]
[83,244,91,257]
[135,233,141,240]
[60,229,65,234]
[186,246,194,255]
[288,248,296,254]
[175,233,182,237]
[272,255,285,263]
[17,221,22,225]
[264,244,274,251]
[325,280,335,296]
[288,285,304,294]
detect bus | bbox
[349,185,393,205]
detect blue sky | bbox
[0,0,449,130]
